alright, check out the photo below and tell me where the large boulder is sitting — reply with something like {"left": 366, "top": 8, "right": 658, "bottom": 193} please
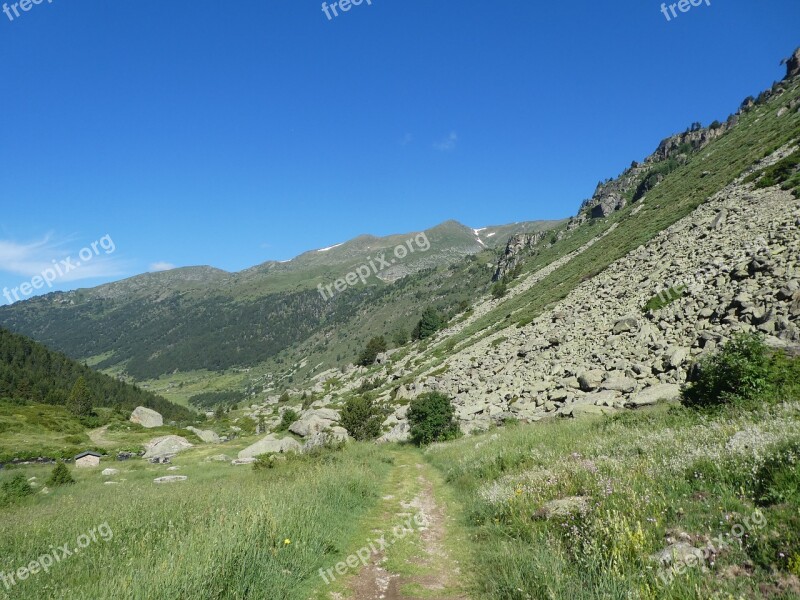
{"left": 238, "top": 435, "right": 301, "bottom": 459}
{"left": 186, "top": 426, "right": 221, "bottom": 444}
{"left": 302, "top": 430, "right": 349, "bottom": 453}
{"left": 130, "top": 406, "right": 163, "bottom": 428}
{"left": 143, "top": 435, "right": 194, "bottom": 459}
{"left": 288, "top": 413, "right": 335, "bottom": 437}
{"left": 577, "top": 370, "right": 604, "bottom": 392}
{"left": 625, "top": 384, "right": 681, "bottom": 408}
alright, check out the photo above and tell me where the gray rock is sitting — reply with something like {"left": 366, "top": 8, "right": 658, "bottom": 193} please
{"left": 238, "top": 435, "right": 302, "bottom": 459}
{"left": 578, "top": 370, "right": 604, "bottom": 391}
{"left": 289, "top": 414, "right": 334, "bottom": 437}
{"left": 186, "top": 426, "right": 221, "bottom": 444}
{"left": 143, "top": 435, "right": 194, "bottom": 459}
{"left": 625, "top": 384, "right": 681, "bottom": 407}
{"left": 205, "top": 454, "right": 232, "bottom": 462}
{"left": 153, "top": 476, "right": 188, "bottom": 484}
{"left": 650, "top": 543, "right": 705, "bottom": 568}
{"left": 600, "top": 376, "right": 636, "bottom": 393}
{"left": 130, "top": 406, "right": 163, "bottom": 428}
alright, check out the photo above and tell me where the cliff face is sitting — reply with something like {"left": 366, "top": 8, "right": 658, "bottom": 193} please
{"left": 493, "top": 231, "right": 548, "bottom": 281}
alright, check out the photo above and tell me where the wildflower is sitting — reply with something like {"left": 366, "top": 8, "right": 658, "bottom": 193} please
{"left": 284, "top": 539, "right": 291, "bottom": 545}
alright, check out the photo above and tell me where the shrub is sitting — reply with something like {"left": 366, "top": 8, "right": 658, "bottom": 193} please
{"left": 340, "top": 396, "right": 384, "bottom": 441}
{"left": 392, "top": 328, "right": 409, "bottom": 347}
{"left": 357, "top": 336, "right": 388, "bottom": 367}
{"left": 0, "top": 473, "right": 34, "bottom": 506}
{"left": 407, "top": 392, "right": 460, "bottom": 446}
{"left": 275, "top": 409, "right": 299, "bottom": 433}
{"left": 491, "top": 281, "right": 508, "bottom": 299}
{"left": 47, "top": 462, "right": 75, "bottom": 487}
{"left": 412, "top": 307, "right": 447, "bottom": 340}
{"left": 682, "top": 333, "right": 773, "bottom": 408}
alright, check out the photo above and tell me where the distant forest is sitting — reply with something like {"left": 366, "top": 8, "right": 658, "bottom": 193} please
{"left": 0, "top": 327, "right": 193, "bottom": 421}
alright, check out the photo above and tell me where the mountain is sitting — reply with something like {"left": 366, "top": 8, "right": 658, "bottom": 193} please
{"left": 0, "top": 219, "right": 563, "bottom": 400}
{"left": 2, "top": 51, "right": 799, "bottom": 411}
{"left": 290, "top": 49, "right": 800, "bottom": 438}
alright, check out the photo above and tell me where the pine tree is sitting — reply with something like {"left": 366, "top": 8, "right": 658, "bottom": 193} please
{"left": 66, "top": 377, "right": 93, "bottom": 417}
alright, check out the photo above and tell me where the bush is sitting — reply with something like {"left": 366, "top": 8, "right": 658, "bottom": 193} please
{"left": 47, "top": 462, "right": 75, "bottom": 487}
{"left": 407, "top": 392, "right": 460, "bottom": 446}
{"left": 340, "top": 396, "right": 384, "bottom": 441}
{"left": 682, "top": 333, "right": 773, "bottom": 408}
{"left": 412, "top": 307, "right": 447, "bottom": 341}
{"left": 357, "top": 336, "right": 387, "bottom": 367}
{"left": 275, "top": 409, "right": 299, "bottom": 433}
{"left": 0, "top": 473, "right": 34, "bottom": 506}
{"left": 491, "top": 281, "right": 508, "bottom": 299}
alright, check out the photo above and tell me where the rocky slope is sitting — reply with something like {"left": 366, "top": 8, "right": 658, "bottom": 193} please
{"left": 259, "top": 53, "right": 800, "bottom": 444}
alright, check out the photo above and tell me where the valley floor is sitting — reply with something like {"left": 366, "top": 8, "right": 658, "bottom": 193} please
{"left": 2, "top": 399, "right": 800, "bottom": 599}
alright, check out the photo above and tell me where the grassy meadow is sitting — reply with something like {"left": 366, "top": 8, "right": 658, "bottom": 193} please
{"left": 0, "top": 443, "right": 393, "bottom": 599}
{"left": 425, "top": 399, "right": 800, "bottom": 599}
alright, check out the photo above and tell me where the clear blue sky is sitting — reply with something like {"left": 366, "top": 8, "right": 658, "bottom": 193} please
{"left": 1, "top": 0, "right": 798, "bottom": 302}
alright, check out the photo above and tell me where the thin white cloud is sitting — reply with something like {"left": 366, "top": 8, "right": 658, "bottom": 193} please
{"left": 0, "top": 235, "right": 127, "bottom": 282}
{"left": 149, "top": 261, "right": 176, "bottom": 272}
{"left": 434, "top": 131, "right": 458, "bottom": 151}
{"left": 401, "top": 133, "right": 414, "bottom": 146}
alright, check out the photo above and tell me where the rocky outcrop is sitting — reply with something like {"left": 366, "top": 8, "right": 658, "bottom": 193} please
{"left": 287, "top": 408, "right": 340, "bottom": 437}
{"left": 349, "top": 145, "right": 800, "bottom": 434}
{"left": 130, "top": 406, "right": 163, "bottom": 428}
{"left": 785, "top": 47, "right": 800, "bottom": 80}
{"left": 493, "top": 232, "right": 547, "bottom": 281}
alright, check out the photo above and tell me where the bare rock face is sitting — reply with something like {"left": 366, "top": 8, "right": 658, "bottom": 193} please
{"left": 130, "top": 406, "right": 163, "bottom": 428}
{"left": 785, "top": 47, "right": 800, "bottom": 80}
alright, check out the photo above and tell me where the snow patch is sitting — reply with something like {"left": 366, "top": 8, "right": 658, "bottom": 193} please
{"left": 317, "top": 243, "right": 344, "bottom": 252}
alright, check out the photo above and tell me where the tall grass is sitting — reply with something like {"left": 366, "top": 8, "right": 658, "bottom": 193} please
{"left": 0, "top": 443, "right": 392, "bottom": 599}
{"left": 425, "top": 395, "right": 800, "bottom": 599}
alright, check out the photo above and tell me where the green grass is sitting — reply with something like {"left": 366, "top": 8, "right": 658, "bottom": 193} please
{"left": 643, "top": 285, "right": 687, "bottom": 312}
{"left": 0, "top": 402, "right": 95, "bottom": 463}
{"left": 0, "top": 442, "right": 392, "bottom": 599}
{"left": 424, "top": 397, "right": 800, "bottom": 599}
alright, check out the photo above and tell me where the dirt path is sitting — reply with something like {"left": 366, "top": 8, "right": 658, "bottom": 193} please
{"left": 336, "top": 450, "right": 469, "bottom": 600}
{"left": 88, "top": 425, "right": 113, "bottom": 449}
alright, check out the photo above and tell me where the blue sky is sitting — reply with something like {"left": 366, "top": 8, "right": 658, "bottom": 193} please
{"left": 1, "top": 0, "right": 798, "bottom": 302}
